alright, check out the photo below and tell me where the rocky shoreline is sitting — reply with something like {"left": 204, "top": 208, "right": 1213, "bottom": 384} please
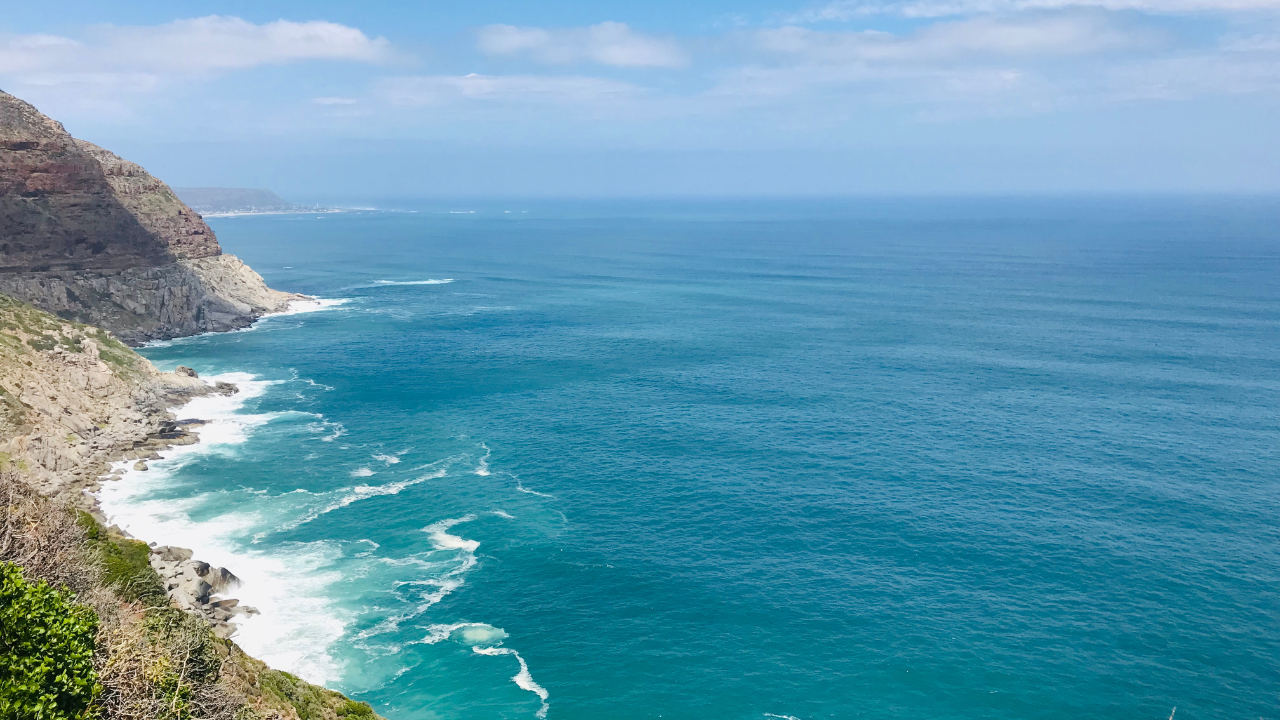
{"left": 79, "top": 369, "right": 258, "bottom": 640}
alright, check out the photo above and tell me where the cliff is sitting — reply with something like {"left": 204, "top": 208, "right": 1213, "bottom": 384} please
{"left": 0, "top": 294, "right": 376, "bottom": 720}
{"left": 0, "top": 90, "right": 305, "bottom": 345}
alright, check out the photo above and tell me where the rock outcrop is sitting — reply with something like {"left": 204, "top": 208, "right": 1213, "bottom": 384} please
{"left": 0, "top": 293, "right": 210, "bottom": 494}
{"left": 0, "top": 90, "right": 306, "bottom": 344}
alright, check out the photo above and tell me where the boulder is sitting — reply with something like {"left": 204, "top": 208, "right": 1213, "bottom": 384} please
{"left": 174, "top": 366, "right": 198, "bottom": 378}
{"left": 154, "top": 545, "right": 194, "bottom": 562}
{"left": 133, "top": 460, "right": 148, "bottom": 471}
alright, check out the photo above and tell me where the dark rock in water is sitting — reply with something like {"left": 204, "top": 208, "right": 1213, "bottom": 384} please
{"left": 214, "top": 382, "right": 239, "bottom": 395}
{"left": 175, "top": 366, "right": 198, "bottom": 378}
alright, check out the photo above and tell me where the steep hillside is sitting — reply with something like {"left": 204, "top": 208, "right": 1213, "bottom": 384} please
{"left": 0, "top": 295, "right": 381, "bottom": 720}
{"left": 0, "top": 90, "right": 306, "bottom": 344}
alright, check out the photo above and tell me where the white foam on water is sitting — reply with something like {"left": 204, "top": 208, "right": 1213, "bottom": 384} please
{"left": 351, "top": 467, "right": 375, "bottom": 477}
{"left": 764, "top": 715, "right": 802, "bottom": 720}
{"left": 491, "top": 510, "right": 516, "bottom": 520}
{"left": 270, "top": 298, "right": 352, "bottom": 316}
{"left": 475, "top": 443, "right": 492, "bottom": 476}
{"left": 426, "top": 515, "right": 481, "bottom": 553}
{"left": 419, "top": 623, "right": 548, "bottom": 718}
{"left": 140, "top": 299, "right": 350, "bottom": 349}
{"left": 349, "top": 514, "right": 485, "bottom": 645}
{"left": 277, "top": 467, "right": 451, "bottom": 535}
{"left": 96, "top": 372, "right": 351, "bottom": 684}
{"left": 472, "top": 647, "right": 550, "bottom": 719}
{"left": 515, "top": 479, "right": 553, "bottom": 498}
{"left": 374, "top": 279, "right": 455, "bottom": 286}
{"left": 372, "top": 454, "right": 401, "bottom": 465}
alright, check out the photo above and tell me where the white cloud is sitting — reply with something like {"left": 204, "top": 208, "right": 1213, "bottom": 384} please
{"left": 790, "top": 0, "right": 1280, "bottom": 21}
{"left": 757, "top": 14, "right": 1141, "bottom": 62}
{"left": 0, "top": 16, "right": 391, "bottom": 90}
{"left": 377, "top": 73, "right": 643, "bottom": 105}
{"left": 477, "top": 22, "right": 688, "bottom": 68}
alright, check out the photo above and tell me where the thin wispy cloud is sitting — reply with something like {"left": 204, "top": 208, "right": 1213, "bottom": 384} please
{"left": 477, "top": 22, "right": 688, "bottom": 68}
{"left": 788, "top": 0, "right": 1280, "bottom": 21}
{"left": 377, "top": 73, "right": 643, "bottom": 105}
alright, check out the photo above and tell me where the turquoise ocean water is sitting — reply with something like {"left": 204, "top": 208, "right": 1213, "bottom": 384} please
{"left": 98, "top": 198, "right": 1278, "bottom": 719}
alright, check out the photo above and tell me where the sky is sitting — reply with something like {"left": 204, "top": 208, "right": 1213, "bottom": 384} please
{"left": 2, "top": 0, "right": 1279, "bottom": 197}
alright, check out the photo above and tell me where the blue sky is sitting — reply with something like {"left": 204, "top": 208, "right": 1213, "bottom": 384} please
{"left": 3, "top": 0, "right": 1279, "bottom": 197}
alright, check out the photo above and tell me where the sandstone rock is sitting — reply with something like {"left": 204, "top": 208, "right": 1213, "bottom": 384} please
{"left": 133, "top": 460, "right": 148, "bottom": 471}
{"left": 205, "top": 566, "right": 241, "bottom": 592}
{"left": 0, "top": 91, "right": 309, "bottom": 344}
{"left": 154, "top": 545, "right": 194, "bottom": 562}
{"left": 174, "top": 366, "right": 198, "bottom": 378}
{"left": 177, "top": 575, "right": 213, "bottom": 605}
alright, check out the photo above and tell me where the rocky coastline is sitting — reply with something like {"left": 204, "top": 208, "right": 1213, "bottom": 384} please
{"left": 0, "top": 293, "right": 294, "bottom": 641}
{"left": 1, "top": 86, "right": 377, "bottom": 719}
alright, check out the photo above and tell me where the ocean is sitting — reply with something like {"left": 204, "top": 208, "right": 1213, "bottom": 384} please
{"left": 96, "top": 197, "right": 1279, "bottom": 720}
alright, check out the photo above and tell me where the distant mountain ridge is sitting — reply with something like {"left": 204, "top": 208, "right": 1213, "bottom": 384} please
{"left": 175, "top": 187, "right": 327, "bottom": 215}
{"left": 0, "top": 90, "right": 305, "bottom": 343}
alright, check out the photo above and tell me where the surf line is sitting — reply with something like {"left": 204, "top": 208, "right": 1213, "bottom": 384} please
{"left": 423, "top": 622, "right": 549, "bottom": 719}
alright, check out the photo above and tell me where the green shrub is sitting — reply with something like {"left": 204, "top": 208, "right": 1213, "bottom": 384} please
{"left": 75, "top": 514, "right": 166, "bottom": 605}
{"left": 337, "top": 699, "right": 375, "bottom": 719}
{"left": 0, "top": 563, "right": 99, "bottom": 720}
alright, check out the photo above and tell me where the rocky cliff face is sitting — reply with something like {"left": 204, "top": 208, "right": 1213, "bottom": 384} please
{"left": 0, "top": 293, "right": 208, "bottom": 494}
{"left": 0, "top": 90, "right": 304, "bottom": 343}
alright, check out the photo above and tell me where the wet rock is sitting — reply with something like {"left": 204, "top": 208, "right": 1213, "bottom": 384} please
{"left": 133, "top": 460, "right": 148, "bottom": 471}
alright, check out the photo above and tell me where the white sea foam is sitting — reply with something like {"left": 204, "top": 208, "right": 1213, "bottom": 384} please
{"left": 351, "top": 467, "right": 375, "bottom": 477}
{"left": 515, "top": 479, "right": 553, "bottom": 498}
{"left": 491, "top": 510, "right": 515, "bottom": 520}
{"left": 96, "top": 372, "right": 350, "bottom": 684}
{"left": 426, "top": 515, "right": 481, "bottom": 553}
{"left": 372, "top": 454, "right": 401, "bottom": 465}
{"left": 764, "top": 715, "right": 802, "bottom": 720}
{"left": 374, "top": 279, "right": 455, "bottom": 286}
{"left": 139, "top": 298, "right": 350, "bottom": 348}
{"left": 420, "top": 623, "right": 548, "bottom": 718}
{"left": 473, "top": 647, "right": 550, "bottom": 718}
{"left": 270, "top": 297, "right": 352, "bottom": 316}
{"left": 350, "top": 514, "right": 485, "bottom": 645}
{"left": 475, "top": 443, "right": 491, "bottom": 476}
{"left": 278, "top": 467, "right": 451, "bottom": 535}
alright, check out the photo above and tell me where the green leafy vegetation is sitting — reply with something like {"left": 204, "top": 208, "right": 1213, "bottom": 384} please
{"left": 76, "top": 513, "right": 166, "bottom": 605}
{"left": 259, "top": 671, "right": 373, "bottom": 720}
{"left": 0, "top": 563, "right": 100, "bottom": 720}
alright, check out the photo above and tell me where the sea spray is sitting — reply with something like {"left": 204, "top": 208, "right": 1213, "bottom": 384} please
{"left": 95, "top": 372, "right": 351, "bottom": 683}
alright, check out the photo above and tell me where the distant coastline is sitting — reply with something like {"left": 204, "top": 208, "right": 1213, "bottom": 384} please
{"left": 200, "top": 207, "right": 348, "bottom": 218}
{"left": 174, "top": 186, "right": 337, "bottom": 217}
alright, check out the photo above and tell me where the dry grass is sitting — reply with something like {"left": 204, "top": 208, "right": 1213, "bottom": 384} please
{"left": 0, "top": 470, "right": 247, "bottom": 720}
{"left": 0, "top": 469, "right": 100, "bottom": 597}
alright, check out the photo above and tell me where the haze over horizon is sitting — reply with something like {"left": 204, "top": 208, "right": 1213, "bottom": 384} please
{"left": 3, "top": 0, "right": 1279, "bottom": 198}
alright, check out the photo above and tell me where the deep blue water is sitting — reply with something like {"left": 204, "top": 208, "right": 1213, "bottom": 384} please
{"left": 103, "top": 198, "right": 1279, "bottom": 719}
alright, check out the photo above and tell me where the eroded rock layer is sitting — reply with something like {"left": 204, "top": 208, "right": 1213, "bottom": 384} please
{"left": 0, "top": 90, "right": 303, "bottom": 343}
